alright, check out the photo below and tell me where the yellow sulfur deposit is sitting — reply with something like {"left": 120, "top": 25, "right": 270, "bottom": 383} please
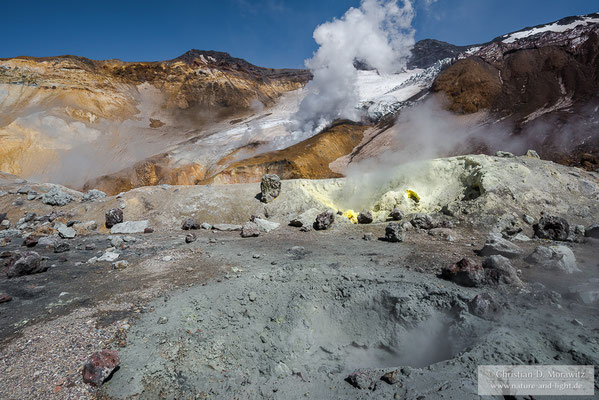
{"left": 343, "top": 209, "right": 358, "bottom": 224}
{"left": 406, "top": 189, "right": 420, "bottom": 203}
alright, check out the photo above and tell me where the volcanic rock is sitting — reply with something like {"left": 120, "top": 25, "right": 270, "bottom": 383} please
{"left": 144, "top": 227, "right": 154, "bottom": 233}
{"left": 241, "top": 222, "right": 260, "bottom": 238}
{"left": 468, "top": 293, "right": 501, "bottom": 320}
{"left": 289, "top": 208, "right": 320, "bottom": 227}
{"left": 212, "top": 224, "right": 242, "bottom": 231}
{"left": 526, "top": 149, "right": 540, "bottom": 159}
{"left": 0, "top": 293, "right": 11, "bottom": 303}
{"left": 253, "top": 218, "right": 280, "bottom": 233}
{"left": 82, "top": 350, "right": 120, "bottom": 387}
{"left": 181, "top": 218, "right": 199, "bottom": 230}
{"left": 110, "top": 221, "right": 149, "bottom": 234}
{"left": 478, "top": 233, "right": 524, "bottom": 259}
{"left": 385, "top": 223, "right": 405, "bottom": 243}
{"left": 533, "top": 215, "right": 570, "bottom": 241}
{"left": 185, "top": 233, "right": 197, "bottom": 243}
{"left": 55, "top": 223, "right": 76, "bottom": 239}
{"left": 82, "top": 189, "right": 107, "bottom": 202}
{"left": 441, "top": 258, "right": 484, "bottom": 287}
{"left": 314, "top": 211, "right": 335, "bottom": 230}
{"left": 363, "top": 232, "right": 375, "bottom": 241}
{"left": 482, "top": 255, "right": 523, "bottom": 286}
{"left": 105, "top": 208, "right": 123, "bottom": 229}
{"left": 525, "top": 245, "right": 580, "bottom": 273}
{"left": 6, "top": 252, "right": 46, "bottom": 278}
{"left": 200, "top": 223, "right": 212, "bottom": 230}
{"left": 585, "top": 224, "right": 599, "bottom": 238}
{"left": 41, "top": 187, "right": 75, "bottom": 206}
{"left": 54, "top": 242, "right": 70, "bottom": 253}
{"left": 22, "top": 236, "right": 39, "bottom": 248}
{"left": 345, "top": 370, "right": 377, "bottom": 390}
{"left": 410, "top": 213, "right": 436, "bottom": 230}
{"left": 380, "top": 370, "right": 400, "bottom": 385}
{"left": 389, "top": 208, "right": 404, "bottom": 221}
{"left": 98, "top": 252, "right": 120, "bottom": 262}
{"left": 357, "top": 210, "right": 373, "bottom": 224}
{"left": 260, "top": 174, "right": 281, "bottom": 203}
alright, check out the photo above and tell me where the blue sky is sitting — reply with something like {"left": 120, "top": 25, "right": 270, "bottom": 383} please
{"left": 1, "top": 0, "right": 596, "bottom": 68}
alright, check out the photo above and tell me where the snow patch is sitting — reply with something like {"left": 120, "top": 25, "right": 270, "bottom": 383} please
{"left": 503, "top": 15, "right": 599, "bottom": 44}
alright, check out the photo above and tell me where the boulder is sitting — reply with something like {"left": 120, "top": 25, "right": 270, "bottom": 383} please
{"left": 585, "top": 224, "right": 599, "bottom": 239}
{"left": 253, "top": 218, "right": 280, "bottom": 233}
{"left": 55, "top": 223, "right": 76, "bottom": 239}
{"left": 410, "top": 213, "right": 436, "bottom": 230}
{"left": 357, "top": 210, "right": 373, "bottom": 224}
{"left": 385, "top": 223, "right": 405, "bottom": 243}
{"left": 314, "top": 211, "right": 335, "bottom": 230}
{"left": 533, "top": 215, "right": 569, "bottom": 241}
{"left": 41, "top": 187, "right": 75, "bottom": 206}
{"left": 7, "top": 252, "right": 47, "bottom": 278}
{"left": 478, "top": 233, "right": 524, "bottom": 259}
{"left": 241, "top": 222, "right": 260, "bottom": 238}
{"left": 105, "top": 208, "right": 123, "bottom": 229}
{"left": 212, "top": 224, "right": 242, "bottom": 231}
{"left": 82, "top": 189, "right": 107, "bottom": 202}
{"left": 440, "top": 258, "right": 484, "bottom": 287}
{"left": 181, "top": 218, "right": 199, "bottom": 230}
{"left": 525, "top": 245, "right": 580, "bottom": 273}
{"left": 260, "top": 174, "right": 281, "bottom": 203}
{"left": 82, "top": 350, "right": 120, "bottom": 387}
{"left": 110, "top": 221, "right": 149, "bottom": 234}
{"left": 389, "top": 208, "right": 404, "bottom": 221}
{"left": 289, "top": 208, "right": 320, "bottom": 227}
{"left": 482, "top": 255, "right": 523, "bottom": 286}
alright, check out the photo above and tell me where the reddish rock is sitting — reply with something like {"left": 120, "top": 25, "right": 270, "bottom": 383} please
{"left": 440, "top": 258, "right": 484, "bottom": 287}
{"left": 22, "top": 236, "right": 39, "bottom": 248}
{"left": 143, "top": 227, "right": 154, "bottom": 234}
{"left": 82, "top": 349, "right": 120, "bottom": 387}
{"left": 0, "top": 293, "right": 12, "bottom": 303}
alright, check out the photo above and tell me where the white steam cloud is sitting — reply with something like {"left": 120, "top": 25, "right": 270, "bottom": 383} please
{"left": 292, "top": 0, "right": 416, "bottom": 135}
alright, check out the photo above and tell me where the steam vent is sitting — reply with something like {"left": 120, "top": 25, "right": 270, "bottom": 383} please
{"left": 1, "top": 2, "right": 598, "bottom": 399}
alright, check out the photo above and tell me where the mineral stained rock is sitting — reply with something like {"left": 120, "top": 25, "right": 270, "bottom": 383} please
{"left": 82, "top": 350, "right": 120, "bottom": 387}
{"left": 314, "top": 210, "right": 335, "bottom": 230}
{"left": 105, "top": 208, "right": 123, "bottom": 229}
{"left": 260, "top": 174, "right": 281, "bottom": 203}
{"left": 533, "top": 215, "right": 570, "bottom": 241}
{"left": 357, "top": 210, "right": 373, "bottom": 224}
{"left": 241, "top": 222, "right": 260, "bottom": 238}
{"left": 441, "top": 258, "right": 484, "bottom": 287}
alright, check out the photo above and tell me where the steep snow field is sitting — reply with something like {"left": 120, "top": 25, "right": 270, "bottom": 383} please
{"left": 502, "top": 14, "right": 599, "bottom": 43}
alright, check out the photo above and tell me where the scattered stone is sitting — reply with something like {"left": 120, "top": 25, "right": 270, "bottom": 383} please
{"left": 82, "top": 350, "right": 120, "bottom": 387}
{"left": 389, "top": 208, "right": 404, "bottom": 221}
{"left": 441, "top": 258, "right": 484, "bottom": 287}
{"left": 428, "top": 228, "right": 457, "bottom": 241}
{"left": 157, "top": 316, "right": 168, "bottom": 324}
{"left": 55, "top": 223, "right": 76, "bottom": 239}
{"left": 525, "top": 245, "right": 580, "bottom": 273}
{"left": 122, "top": 236, "right": 136, "bottom": 243}
{"left": 0, "top": 293, "right": 12, "bottom": 303}
{"left": 110, "top": 221, "right": 149, "bottom": 234}
{"left": 98, "top": 252, "right": 120, "bottom": 262}
{"left": 380, "top": 370, "right": 400, "bottom": 385}
{"left": 200, "top": 223, "right": 212, "bottom": 230}
{"left": 54, "top": 242, "right": 70, "bottom": 253}
{"left": 241, "top": 222, "right": 260, "bottom": 238}
{"left": 346, "top": 370, "right": 377, "bottom": 390}
{"left": 252, "top": 254, "right": 261, "bottom": 259}
{"left": 585, "top": 224, "right": 599, "bottom": 239}
{"left": 182, "top": 218, "right": 199, "bottom": 230}
{"left": 410, "top": 213, "right": 436, "bottom": 230}
{"left": 185, "top": 233, "right": 197, "bottom": 243}
{"left": 85, "top": 243, "right": 96, "bottom": 250}
{"left": 113, "top": 260, "right": 129, "bottom": 270}
{"left": 248, "top": 292, "right": 257, "bottom": 302}
{"left": 571, "top": 319, "right": 583, "bottom": 327}
{"left": 385, "top": 223, "right": 405, "bottom": 242}
{"left": 42, "top": 187, "right": 75, "bottom": 206}
{"left": 525, "top": 149, "right": 540, "bottom": 159}
{"left": 357, "top": 210, "right": 373, "bottom": 224}
{"left": 482, "top": 255, "right": 523, "bottom": 286}
{"left": 260, "top": 174, "right": 281, "bottom": 203}
{"left": 478, "top": 233, "right": 523, "bottom": 259}
{"left": 512, "top": 233, "right": 531, "bottom": 242}
{"left": 468, "top": 293, "right": 501, "bottom": 320}
{"left": 105, "top": 208, "right": 124, "bottom": 229}
{"left": 314, "top": 211, "right": 335, "bottom": 230}
{"left": 253, "top": 218, "right": 280, "bottom": 233}
{"left": 212, "top": 224, "right": 242, "bottom": 232}
{"left": 363, "top": 233, "right": 375, "bottom": 241}
{"left": 110, "top": 237, "right": 124, "bottom": 248}
{"left": 496, "top": 151, "right": 514, "bottom": 157}
{"left": 17, "top": 186, "right": 32, "bottom": 195}
{"left": 26, "top": 194, "right": 37, "bottom": 201}
{"left": 73, "top": 221, "right": 98, "bottom": 231}
{"left": 22, "top": 236, "right": 39, "bottom": 247}
{"left": 7, "top": 252, "right": 47, "bottom": 278}
{"left": 533, "top": 215, "right": 569, "bottom": 241}
{"left": 82, "top": 189, "right": 107, "bottom": 202}
{"left": 143, "top": 227, "right": 154, "bottom": 234}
